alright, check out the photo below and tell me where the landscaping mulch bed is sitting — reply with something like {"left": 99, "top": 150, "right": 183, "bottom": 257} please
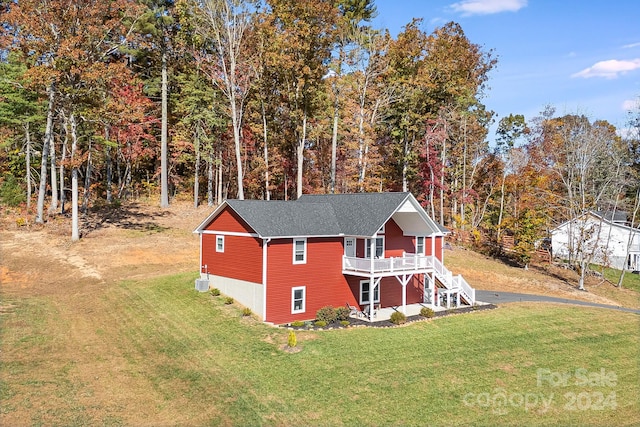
{"left": 282, "top": 303, "right": 498, "bottom": 330}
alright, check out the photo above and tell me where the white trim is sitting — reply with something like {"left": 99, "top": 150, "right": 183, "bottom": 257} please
{"left": 365, "top": 236, "right": 385, "bottom": 259}
{"left": 201, "top": 230, "right": 259, "bottom": 238}
{"left": 291, "top": 286, "right": 306, "bottom": 313}
{"left": 262, "top": 238, "right": 269, "bottom": 321}
{"left": 359, "top": 279, "right": 380, "bottom": 304}
{"left": 216, "top": 235, "right": 225, "bottom": 252}
{"left": 293, "top": 238, "right": 307, "bottom": 264}
{"left": 416, "top": 236, "right": 426, "bottom": 255}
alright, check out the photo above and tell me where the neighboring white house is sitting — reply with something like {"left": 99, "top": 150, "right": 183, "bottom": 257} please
{"left": 551, "top": 211, "right": 640, "bottom": 271}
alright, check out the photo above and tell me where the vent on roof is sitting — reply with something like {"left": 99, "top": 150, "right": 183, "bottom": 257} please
{"left": 195, "top": 279, "right": 209, "bottom": 292}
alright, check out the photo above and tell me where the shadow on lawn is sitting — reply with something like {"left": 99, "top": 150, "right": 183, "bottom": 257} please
{"left": 79, "top": 202, "right": 172, "bottom": 236}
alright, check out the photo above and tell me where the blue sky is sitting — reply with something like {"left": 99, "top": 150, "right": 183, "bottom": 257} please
{"left": 372, "top": 0, "right": 640, "bottom": 141}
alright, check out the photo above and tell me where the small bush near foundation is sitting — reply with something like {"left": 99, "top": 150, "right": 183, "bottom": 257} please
{"left": 291, "top": 320, "right": 305, "bottom": 327}
{"left": 224, "top": 297, "right": 234, "bottom": 305}
{"left": 314, "top": 320, "right": 327, "bottom": 328}
{"left": 210, "top": 288, "right": 221, "bottom": 296}
{"left": 390, "top": 311, "right": 407, "bottom": 325}
{"left": 420, "top": 307, "right": 435, "bottom": 318}
{"left": 340, "top": 320, "right": 350, "bottom": 327}
{"left": 335, "top": 306, "right": 350, "bottom": 321}
{"left": 316, "top": 306, "right": 337, "bottom": 323}
{"left": 242, "top": 308, "right": 252, "bottom": 317}
{"left": 287, "top": 331, "right": 297, "bottom": 348}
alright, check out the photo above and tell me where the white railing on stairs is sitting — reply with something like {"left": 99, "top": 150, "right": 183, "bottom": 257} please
{"left": 342, "top": 253, "right": 476, "bottom": 305}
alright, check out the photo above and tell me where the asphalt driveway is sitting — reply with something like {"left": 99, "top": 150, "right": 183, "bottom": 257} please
{"left": 476, "top": 290, "right": 640, "bottom": 314}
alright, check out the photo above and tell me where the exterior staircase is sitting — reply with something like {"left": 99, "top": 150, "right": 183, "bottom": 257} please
{"left": 430, "top": 256, "right": 475, "bottom": 305}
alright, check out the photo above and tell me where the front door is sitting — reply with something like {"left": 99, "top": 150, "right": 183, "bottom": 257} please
{"left": 344, "top": 237, "right": 355, "bottom": 257}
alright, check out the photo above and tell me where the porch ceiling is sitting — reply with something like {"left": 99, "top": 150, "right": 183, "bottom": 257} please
{"left": 392, "top": 212, "right": 437, "bottom": 236}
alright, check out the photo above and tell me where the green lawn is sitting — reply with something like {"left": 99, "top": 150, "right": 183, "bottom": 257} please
{"left": 597, "top": 266, "right": 640, "bottom": 293}
{"left": 1, "top": 273, "right": 639, "bottom": 426}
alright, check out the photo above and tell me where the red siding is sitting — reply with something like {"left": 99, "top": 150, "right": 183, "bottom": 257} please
{"left": 435, "top": 236, "right": 443, "bottom": 262}
{"left": 384, "top": 218, "right": 414, "bottom": 257}
{"left": 346, "top": 275, "right": 424, "bottom": 308}
{"left": 265, "top": 237, "right": 355, "bottom": 324}
{"left": 201, "top": 206, "right": 262, "bottom": 284}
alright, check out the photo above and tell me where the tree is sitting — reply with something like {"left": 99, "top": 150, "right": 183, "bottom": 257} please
{"left": 494, "top": 114, "right": 528, "bottom": 243}
{"left": 263, "top": 0, "right": 338, "bottom": 199}
{"left": 529, "top": 109, "right": 626, "bottom": 289}
{"left": 0, "top": 52, "right": 44, "bottom": 210}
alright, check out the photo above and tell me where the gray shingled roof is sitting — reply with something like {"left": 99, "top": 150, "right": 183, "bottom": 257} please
{"left": 297, "top": 192, "right": 410, "bottom": 236}
{"left": 197, "top": 192, "right": 444, "bottom": 238}
{"left": 225, "top": 199, "right": 342, "bottom": 237}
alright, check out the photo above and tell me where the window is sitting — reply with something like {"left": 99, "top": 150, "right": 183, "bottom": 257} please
{"left": 216, "top": 235, "right": 225, "bottom": 253}
{"left": 416, "top": 236, "right": 425, "bottom": 255}
{"left": 365, "top": 237, "right": 384, "bottom": 258}
{"left": 359, "top": 280, "right": 379, "bottom": 304}
{"left": 292, "top": 286, "right": 306, "bottom": 313}
{"left": 293, "top": 238, "right": 307, "bottom": 264}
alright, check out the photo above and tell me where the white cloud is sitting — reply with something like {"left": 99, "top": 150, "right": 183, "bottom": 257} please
{"left": 571, "top": 59, "right": 640, "bottom": 79}
{"left": 622, "top": 42, "right": 640, "bottom": 49}
{"left": 450, "top": 0, "right": 527, "bottom": 16}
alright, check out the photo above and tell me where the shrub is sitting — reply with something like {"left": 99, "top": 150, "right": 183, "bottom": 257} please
{"left": 287, "top": 331, "right": 297, "bottom": 348}
{"left": 340, "top": 320, "right": 350, "bottom": 327}
{"left": 242, "top": 307, "right": 252, "bottom": 317}
{"left": 0, "top": 174, "right": 25, "bottom": 207}
{"left": 315, "top": 306, "right": 337, "bottom": 323}
{"left": 335, "top": 306, "right": 350, "bottom": 321}
{"left": 390, "top": 311, "right": 406, "bottom": 325}
{"left": 420, "top": 307, "right": 435, "bottom": 318}
{"left": 224, "top": 297, "right": 234, "bottom": 305}
{"left": 210, "top": 288, "right": 221, "bottom": 296}
{"left": 314, "top": 320, "right": 327, "bottom": 328}
{"left": 291, "top": 320, "right": 305, "bottom": 327}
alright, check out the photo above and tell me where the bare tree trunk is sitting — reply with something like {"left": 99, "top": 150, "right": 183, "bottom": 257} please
{"left": 261, "top": 102, "right": 270, "bottom": 200}
{"left": 330, "top": 95, "right": 339, "bottom": 194}
{"left": 216, "top": 150, "right": 223, "bottom": 205}
{"left": 49, "top": 126, "right": 58, "bottom": 214}
{"left": 59, "top": 139, "right": 66, "bottom": 214}
{"left": 296, "top": 113, "right": 308, "bottom": 199}
{"left": 207, "top": 149, "right": 214, "bottom": 206}
{"left": 193, "top": 129, "right": 200, "bottom": 208}
{"left": 160, "top": 51, "right": 169, "bottom": 208}
{"left": 24, "top": 122, "right": 32, "bottom": 210}
{"left": 82, "top": 139, "right": 92, "bottom": 214}
{"left": 105, "top": 125, "right": 112, "bottom": 203}
{"left": 70, "top": 113, "right": 80, "bottom": 241}
{"left": 36, "top": 84, "right": 55, "bottom": 224}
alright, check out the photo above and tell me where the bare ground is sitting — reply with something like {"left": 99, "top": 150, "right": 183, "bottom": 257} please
{"left": 1, "top": 201, "right": 638, "bottom": 425}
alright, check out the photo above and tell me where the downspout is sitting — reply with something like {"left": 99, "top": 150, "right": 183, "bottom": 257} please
{"left": 262, "top": 238, "right": 270, "bottom": 322}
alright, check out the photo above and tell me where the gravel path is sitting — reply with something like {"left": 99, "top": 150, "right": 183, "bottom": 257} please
{"left": 476, "top": 290, "right": 640, "bottom": 314}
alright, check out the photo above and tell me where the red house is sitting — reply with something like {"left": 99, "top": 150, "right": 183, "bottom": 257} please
{"left": 194, "top": 192, "right": 475, "bottom": 325}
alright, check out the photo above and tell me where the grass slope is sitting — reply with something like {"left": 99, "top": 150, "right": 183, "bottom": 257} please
{"left": 1, "top": 273, "right": 639, "bottom": 426}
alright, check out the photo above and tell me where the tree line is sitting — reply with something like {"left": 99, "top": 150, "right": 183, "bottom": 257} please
{"left": 1, "top": 0, "right": 639, "bottom": 272}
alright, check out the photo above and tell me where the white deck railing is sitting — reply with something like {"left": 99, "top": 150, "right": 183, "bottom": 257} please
{"left": 342, "top": 253, "right": 476, "bottom": 305}
{"left": 342, "top": 254, "right": 436, "bottom": 274}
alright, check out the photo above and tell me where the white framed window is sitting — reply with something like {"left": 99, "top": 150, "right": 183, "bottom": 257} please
{"left": 293, "top": 238, "right": 307, "bottom": 264}
{"left": 292, "top": 286, "right": 306, "bottom": 313}
{"left": 216, "top": 235, "right": 225, "bottom": 252}
{"left": 359, "top": 280, "right": 379, "bottom": 305}
{"left": 365, "top": 237, "right": 384, "bottom": 259}
{"left": 416, "top": 236, "right": 425, "bottom": 255}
